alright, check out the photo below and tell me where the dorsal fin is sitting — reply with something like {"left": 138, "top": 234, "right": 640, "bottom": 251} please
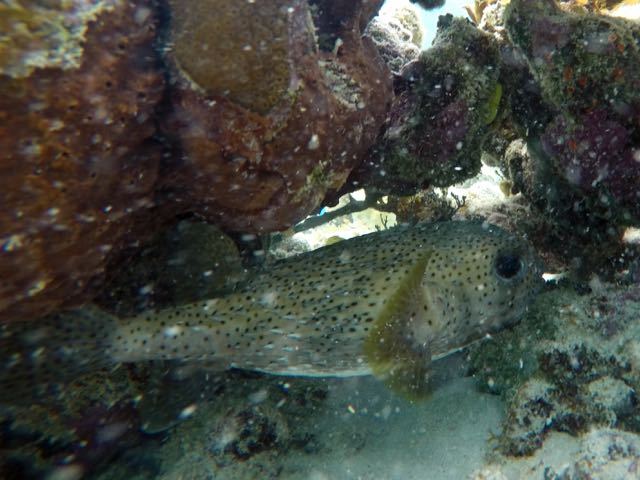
{"left": 363, "top": 252, "right": 434, "bottom": 401}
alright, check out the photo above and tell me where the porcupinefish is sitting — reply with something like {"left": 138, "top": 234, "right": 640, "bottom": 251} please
{"left": 0, "top": 221, "right": 543, "bottom": 399}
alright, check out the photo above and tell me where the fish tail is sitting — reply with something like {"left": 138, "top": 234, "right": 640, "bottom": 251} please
{"left": 0, "top": 306, "right": 117, "bottom": 402}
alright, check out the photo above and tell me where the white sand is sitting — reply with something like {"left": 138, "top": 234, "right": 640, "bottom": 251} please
{"left": 282, "top": 374, "right": 504, "bottom": 480}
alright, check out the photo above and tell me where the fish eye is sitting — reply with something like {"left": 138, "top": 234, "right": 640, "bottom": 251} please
{"left": 494, "top": 253, "right": 523, "bottom": 280}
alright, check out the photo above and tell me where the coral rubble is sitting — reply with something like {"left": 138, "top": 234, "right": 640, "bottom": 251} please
{"left": 366, "top": 4, "right": 423, "bottom": 73}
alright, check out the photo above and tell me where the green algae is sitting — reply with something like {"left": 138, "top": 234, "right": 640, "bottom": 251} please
{"left": 483, "top": 82, "right": 503, "bottom": 125}
{"left": 468, "top": 287, "right": 561, "bottom": 398}
{"left": 377, "top": 16, "right": 502, "bottom": 190}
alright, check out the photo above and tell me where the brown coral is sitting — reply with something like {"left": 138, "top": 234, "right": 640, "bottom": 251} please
{"left": 161, "top": 0, "right": 392, "bottom": 232}
{"left": 0, "top": 0, "right": 393, "bottom": 322}
{"left": 0, "top": 1, "right": 164, "bottom": 321}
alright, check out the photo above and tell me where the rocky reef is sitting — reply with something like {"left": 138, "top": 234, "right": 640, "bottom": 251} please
{"left": 469, "top": 281, "right": 640, "bottom": 460}
{"left": 0, "top": 0, "right": 164, "bottom": 322}
{"left": 0, "top": 0, "right": 393, "bottom": 322}
{"left": 161, "top": 0, "right": 392, "bottom": 234}
{"left": 8, "top": 0, "right": 637, "bottom": 322}
{"left": 350, "top": 14, "right": 502, "bottom": 195}
{"left": 2, "top": 1, "right": 640, "bottom": 477}
{"left": 499, "top": 0, "right": 640, "bottom": 275}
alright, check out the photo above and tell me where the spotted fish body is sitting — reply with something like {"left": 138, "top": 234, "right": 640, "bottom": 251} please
{"left": 1, "top": 221, "right": 542, "bottom": 398}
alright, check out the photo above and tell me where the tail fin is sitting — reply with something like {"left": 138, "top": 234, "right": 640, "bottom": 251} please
{"left": 0, "top": 306, "right": 118, "bottom": 403}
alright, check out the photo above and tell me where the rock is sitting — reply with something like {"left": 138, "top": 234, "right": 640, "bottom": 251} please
{"left": 555, "top": 428, "right": 640, "bottom": 480}
{"left": 161, "top": 0, "right": 392, "bottom": 233}
{"left": 500, "top": 0, "right": 640, "bottom": 276}
{"left": 540, "top": 110, "right": 640, "bottom": 222}
{"left": 505, "top": 0, "right": 640, "bottom": 116}
{"left": 504, "top": 0, "right": 640, "bottom": 224}
{"left": 0, "top": 0, "right": 164, "bottom": 322}
{"left": 208, "top": 405, "right": 290, "bottom": 461}
{"left": 96, "top": 221, "right": 244, "bottom": 316}
{"left": 350, "top": 15, "right": 501, "bottom": 195}
{"left": 500, "top": 379, "right": 561, "bottom": 456}
{"left": 586, "top": 376, "right": 636, "bottom": 418}
{"left": 0, "top": 0, "right": 393, "bottom": 321}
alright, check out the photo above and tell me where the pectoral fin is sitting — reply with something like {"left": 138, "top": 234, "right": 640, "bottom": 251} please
{"left": 363, "top": 253, "right": 434, "bottom": 401}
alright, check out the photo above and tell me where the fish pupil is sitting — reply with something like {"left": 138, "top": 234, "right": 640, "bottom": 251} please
{"left": 495, "top": 254, "right": 522, "bottom": 279}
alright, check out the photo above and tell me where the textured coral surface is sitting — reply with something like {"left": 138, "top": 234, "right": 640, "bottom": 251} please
{"left": 0, "top": 1, "right": 164, "bottom": 321}
{"left": 350, "top": 15, "right": 501, "bottom": 195}
{"left": 162, "top": 0, "right": 392, "bottom": 232}
{"left": 499, "top": 0, "right": 640, "bottom": 276}
{"left": 0, "top": 0, "right": 392, "bottom": 321}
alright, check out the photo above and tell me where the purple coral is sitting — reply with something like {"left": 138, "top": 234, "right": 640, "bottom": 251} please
{"left": 541, "top": 110, "right": 640, "bottom": 216}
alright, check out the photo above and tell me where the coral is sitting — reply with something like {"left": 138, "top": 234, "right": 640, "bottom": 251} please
{"left": 505, "top": 137, "right": 633, "bottom": 277}
{"left": 0, "top": 0, "right": 164, "bottom": 322}
{"left": 366, "top": 5, "right": 423, "bottom": 73}
{"left": 465, "top": 0, "right": 496, "bottom": 26}
{"left": 0, "top": 0, "right": 393, "bottom": 321}
{"left": 350, "top": 15, "right": 501, "bottom": 195}
{"left": 167, "top": 0, "right": 290, "bottom": 115}
{"left": 504, "top": 0, "right": 640, "bottom": 218}
{"left": 471, "top": 283, "right": 640, "bottom": 457}
{"left": 505, "top": 0, "right": 640, "bottom": 115}
{"left": 553, "top": 428, "right": 640, "bottom": 479}
{"left": 385, "top": 189, "right": 465, "bottom": 225}
{"left": 540, "top": 110, "right": 640, "bottom": 221}
{"left": 161, "top": 0, "right": 392, "bottom": 233}
{"left": 497, "top": 0, "right": 640, "bottom": 277}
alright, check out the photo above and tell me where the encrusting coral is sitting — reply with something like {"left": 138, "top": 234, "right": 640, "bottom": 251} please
{"left": 161, "top": 0, "right": 392, "bottom": 233}
{"left": 0, "top": 0, "right": 393, "bottom": 321}
{"left": 0, "top": 0, "right": 164, "bottom": 321}
{"left": 349, "top": 15, "right": 502, "bottom": 196}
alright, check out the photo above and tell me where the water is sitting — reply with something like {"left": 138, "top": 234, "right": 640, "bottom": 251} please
{"left": 1, "top": 1, "right": 640, "bottom": 479}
